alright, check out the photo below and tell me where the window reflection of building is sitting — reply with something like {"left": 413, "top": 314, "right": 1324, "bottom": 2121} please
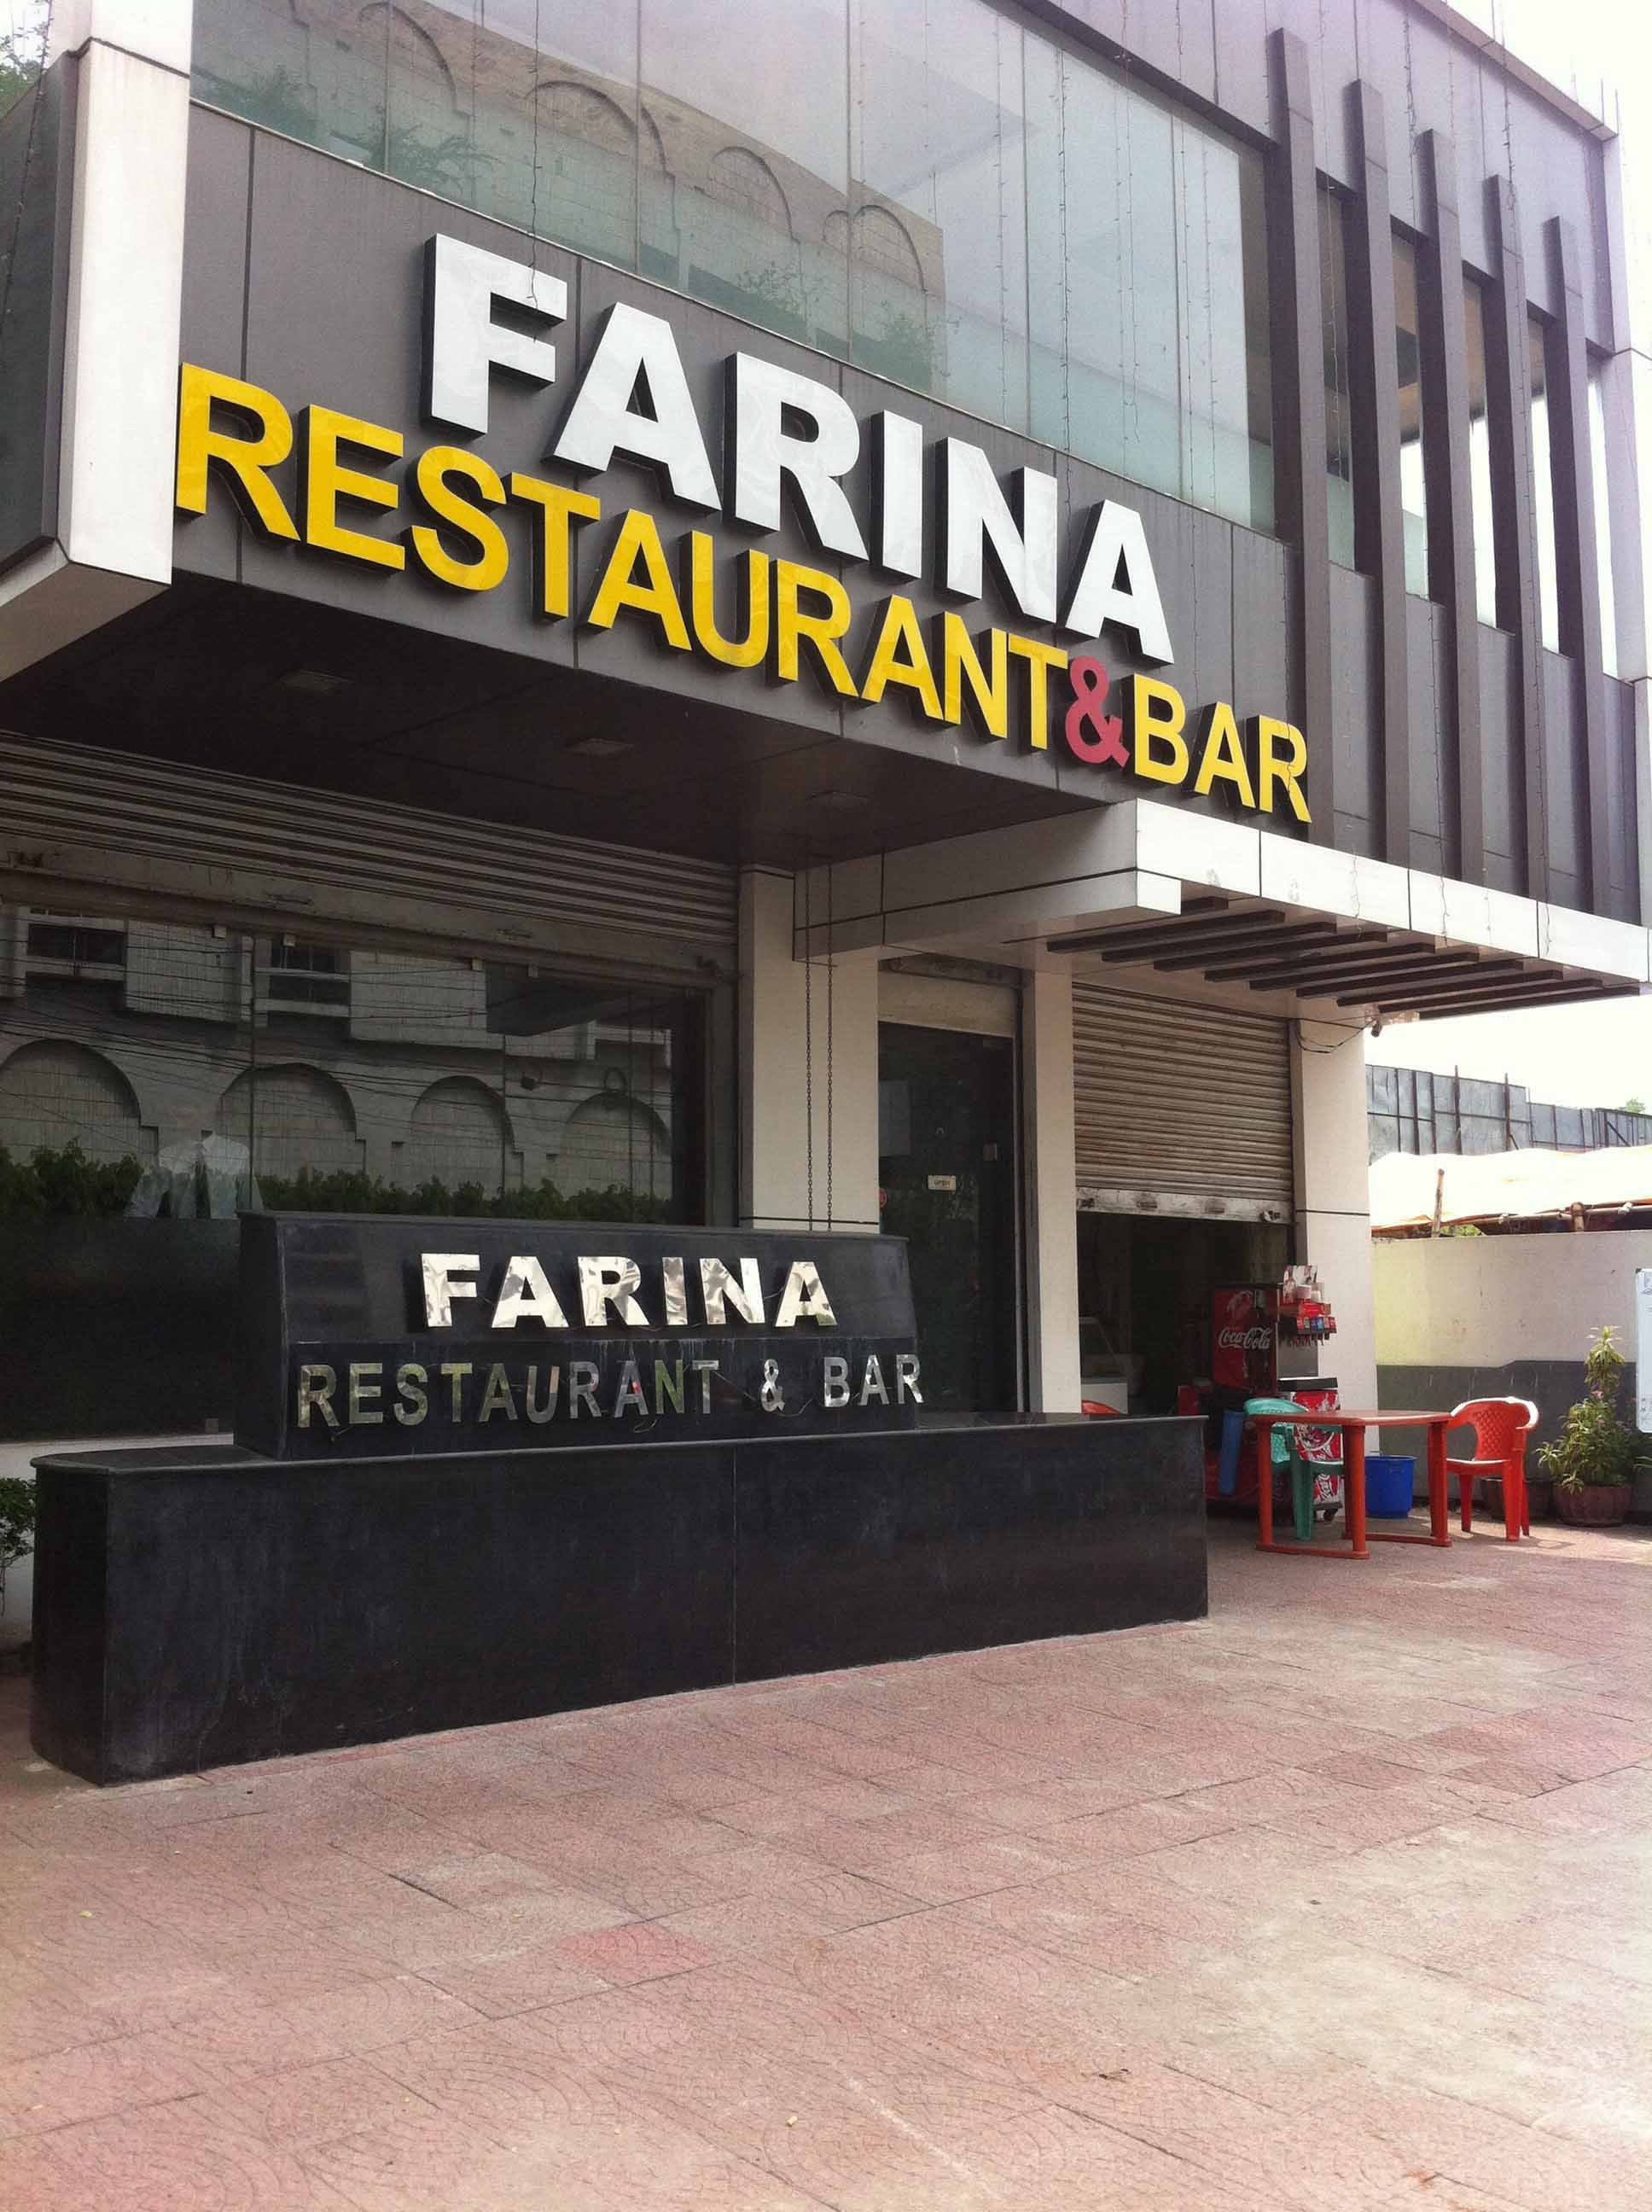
{"left": 1393, "top": 233, "right": 1431, "bottom": 599}
{"left": 1463, "top": 278, "right": 1498, "bottom": 627}
{"left": 192, "top": 0, "right": 1272, "bottom": 533}
{"left": 1528, "top": 317, "right": 1560, "bottom": 653}
{"left": 1321, "top": 186, "right": 1357, "bottom": 570}
{"left": 1587, "top": 365, "right": 1619, "bottom": 676}
{"left": 0, "top": 905, "right": 695, "bottom": 1221}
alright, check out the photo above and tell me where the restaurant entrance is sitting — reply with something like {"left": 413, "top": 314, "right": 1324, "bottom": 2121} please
{"left": 877, "top": 1022, "right": 1019, "bottom": 1413}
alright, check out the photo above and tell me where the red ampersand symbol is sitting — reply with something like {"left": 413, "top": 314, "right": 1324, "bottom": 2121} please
{"left": 1063, "top": 657, "right": 1127, "bottom": 766}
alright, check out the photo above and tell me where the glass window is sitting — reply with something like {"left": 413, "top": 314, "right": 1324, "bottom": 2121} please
{"left": 193, "top": 0, "right": 1275, "bottom": 533}
{"left": 1393, "top": 234, "right": 1430, "bottom": 597}
{"left": 1025, "top": 35, "right": 1271, "bottom": 528}
{"left": 850, "top": 0, "right": 1027, "bottom": 428}
{"left": 641, "top": 0, "right": 848, "bottom": 350}
{"left": 1463, "top": 279, "right": 1498, "bottom": 626}
{"left": 1588, "top": 364, "right": 1619, "bottom": 677}
{"left": 1528, "top": 317, "right": 1560, "bottom": 652}
{"left": 1320, "top": 187, "right": 1357, "bottom": 568}
{"left": 0, "top": 904, "right": 707, "bottom": 1224}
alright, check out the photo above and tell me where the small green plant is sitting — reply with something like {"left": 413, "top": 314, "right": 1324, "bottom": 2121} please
{"left": 0, "top": 1141, "right": 145, "bottom": 1218}
{"left": 1537, "top": 1326, "right": 1650, "bottom": 1492}
{"left": 0, "top": 1477, "right": 36, "bottom": 1603}
{"left": 0, "top": 21, "right": 44, "bottom": 122}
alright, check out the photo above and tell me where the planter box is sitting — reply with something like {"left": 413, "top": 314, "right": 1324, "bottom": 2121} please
{"left": 1554, "top": 1483, "right": 1632, "bottom": 1526}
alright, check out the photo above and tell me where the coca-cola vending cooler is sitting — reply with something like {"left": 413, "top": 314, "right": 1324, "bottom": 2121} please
{"left": 1202, "top": 1282, "right": 1341, "bottom": 1511}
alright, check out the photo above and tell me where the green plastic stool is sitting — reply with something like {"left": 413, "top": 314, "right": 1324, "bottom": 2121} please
{"left": 1245, "top": 1396, "right": 1316, "bottom": 1543}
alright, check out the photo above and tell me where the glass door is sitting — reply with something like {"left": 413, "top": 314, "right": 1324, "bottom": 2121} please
{"left": 877, "top": 1022, "right": 1018, "bottom": 1412}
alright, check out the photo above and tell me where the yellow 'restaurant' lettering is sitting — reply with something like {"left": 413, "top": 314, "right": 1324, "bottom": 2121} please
{"left": 172, "top": 367, "right": 1312, "bottom": 815}
{"left": 175, "top": 364, "right": 300, "bottom": 541}
{"left": 508, "top": 473, "right": 599, "bottom": 617}
{"left": 301, "top": 405, "right": 404, "bottom": 569}
{"left": 585, "top": 509, "right": 691, "bottom": 648}
{"left": 410, "top": 446, "right": 509, "bottom": 591}
{"left": 1191, "top": 701, "right": 1255, "bottom": 808}
{"left": 689, "top": 533, "right": 770, "bottom": 667}
{"left": 1006, "top": 634, "right": 1069, "bottom": 751}
{"left": 941, "top": 614, "right": 1009, "bottom": 739}
{"left": 1255, "top": 716, "right": 1313, "bottom": 823}
{"left": 1129, "top": 673, "right": 1189, "bottom": 785}
{"left": 860, "top": 596, "right": 943, "bottom": 720}
{"left": 774, "top": 561, "right": 858, "bottom": 696}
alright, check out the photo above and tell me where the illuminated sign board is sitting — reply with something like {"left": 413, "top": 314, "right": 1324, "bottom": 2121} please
{"left": 177, "top": 235, "right": 1309, "bottom": 822}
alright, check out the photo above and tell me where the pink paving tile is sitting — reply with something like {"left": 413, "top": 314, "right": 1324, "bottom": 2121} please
{"left": 7, "top": 1522, "right": 1652, "bottom": 2204}
{"left": 0, "top": 2025, "right": 211, "bottom": 2134}
{"left": 0, "top": 2095, "right": 335, "bottom": 2212}
{"left": 1436, "top": 1754, "right": 1569, "bottom": 1796}
{"left": 547, "top": 1919, "right": 723, "bottom": 1985}
{"left": 951, "top": 1786, "right": 1079, "bottom": 1831}
{"left": 1172, "top": 1765, "right": 1356, "bottom": 1824}
{"left": 410, "top": 1936, "right": 614, "bottom": 2017}
{"left": 200, "top": 2054, "right": 433, "bottom": 2151}
{"left": 1261, "top": 1784, "right": 1458, "bottom": 1851}
{"left": 1304, "top": 1748, "right": 1449, "bottom": 1790}
{"left": 865, "top": 1831, "right": 1079, "bottom": 1905}
{"left": 1041, "top": 1795, "right": 1243, "bottom": 1860}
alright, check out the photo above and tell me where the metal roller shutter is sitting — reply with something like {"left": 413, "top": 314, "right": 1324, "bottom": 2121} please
{"left": 1072, "top": 981, "right": 1294, "bottom": 1220}
{"left": 0, "top": 734, "right": 736, "bottom": 970}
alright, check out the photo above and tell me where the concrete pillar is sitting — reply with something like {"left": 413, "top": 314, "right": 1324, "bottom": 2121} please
{"left": 1022, "top": 967, "right": 1081, "bottom": 1412}
{"left": 737, "top": 867, "right": 878, "bottom": 1236}
{"left": 1291, "top": 1016, "right": 1376, "bottom": 1409}
{"left": 0, "top": 1, "right": 191, "bottom": 675}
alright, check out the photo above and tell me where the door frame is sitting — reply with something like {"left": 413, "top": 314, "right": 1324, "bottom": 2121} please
{"left": 875, "top": 964, "right": 1028, "bottom": 1412}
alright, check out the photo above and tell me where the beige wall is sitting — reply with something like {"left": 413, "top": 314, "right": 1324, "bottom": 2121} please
{"left": 738, "top": 867, "right": 880, "bottom": 1233}
{"left": 1375, "top": 1231, "right": 1652, "bottom": 1368}
{"left": 1291, "top": 1018, "right": 1377, "bottom": 1408}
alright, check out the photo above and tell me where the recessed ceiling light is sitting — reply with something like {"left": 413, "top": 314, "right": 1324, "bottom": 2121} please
{"left": 567, "top": 736, "right": 631, "bottom": 758}
{"left": 278, "top": 667, "right": 352, "bottom": 696}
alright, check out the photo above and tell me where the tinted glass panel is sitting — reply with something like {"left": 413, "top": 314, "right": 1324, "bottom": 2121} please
{"left": 1464, "top": 278, "right": 1498, "bottom": 626}
{"left": 1320, "top": 187, "right": 1356, "bottom": 568}
{"left": 1529, "top": 317, "right": 1560, "bottom": 652}
{"left": 196, "top": 0, "right": 1273, "bottom": 532}
{"left": 852, "top": 0, "right": 1027, "bottom": 428}
{"left": 0, "top": 905, "right": 707, "bottom": 1223}
{"left": 1393, "top": 234, "right": 1430, "bottom": 597}
{"left": 641, "top": 0, "right": 847, "bottom": 346}
{"left": 1588, "top": 364, "right": 1618, "bottom": 676}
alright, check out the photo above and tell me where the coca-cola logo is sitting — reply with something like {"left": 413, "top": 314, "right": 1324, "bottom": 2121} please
{"left": 1216, "top": 1326, "right": 1272, "bottom": 1350}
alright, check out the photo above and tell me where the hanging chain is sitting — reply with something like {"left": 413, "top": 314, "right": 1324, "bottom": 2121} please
{"left": 825, "top": 855, "right": 835, "bottom": 1231}
{"left": 802, "top": 857, "right": 815, "bottom": 1232}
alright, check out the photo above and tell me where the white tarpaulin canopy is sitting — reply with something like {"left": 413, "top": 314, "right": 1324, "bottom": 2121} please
{"left": 1370, "top": 1145, "right": 1652, "bottom": 1233}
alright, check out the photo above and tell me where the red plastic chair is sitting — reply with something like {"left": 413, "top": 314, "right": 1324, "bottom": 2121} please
{"left": 1446, "top": 1398, "right": 1539, "bottom": 1540}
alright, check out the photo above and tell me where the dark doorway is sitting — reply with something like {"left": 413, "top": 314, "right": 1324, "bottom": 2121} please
{"left": 1077, "top": 1212, "right": 1292, "bottom": 1414}
{"left": 877, "top": 1022, "right": 1018, "bottom": 1412}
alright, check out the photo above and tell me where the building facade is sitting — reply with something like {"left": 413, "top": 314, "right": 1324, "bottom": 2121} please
{"left": 2, "top": 0, "right": 1649, "bottom": 1509}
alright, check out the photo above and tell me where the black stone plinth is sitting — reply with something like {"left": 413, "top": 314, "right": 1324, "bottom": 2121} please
{"left": 30, "top": 1415, "right": 1207, "bottom": 1784}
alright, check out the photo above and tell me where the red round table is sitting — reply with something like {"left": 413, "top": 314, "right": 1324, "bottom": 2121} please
{"left": 1248, "top": 1408, "right": 1455, "bottom": 1559}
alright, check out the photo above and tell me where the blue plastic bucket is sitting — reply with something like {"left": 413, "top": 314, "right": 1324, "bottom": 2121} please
{"left": 1365, "top": 1453, "right": 1415, "bottom": 1517}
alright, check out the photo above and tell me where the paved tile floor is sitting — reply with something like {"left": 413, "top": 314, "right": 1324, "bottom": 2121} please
{"left": 3, "top": 1516, "right": 1651, "bottom": 2209}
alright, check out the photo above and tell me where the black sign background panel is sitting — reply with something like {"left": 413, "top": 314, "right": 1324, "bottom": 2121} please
{"left": 236, "top": 1214, "right": 917, "bottom": 1459}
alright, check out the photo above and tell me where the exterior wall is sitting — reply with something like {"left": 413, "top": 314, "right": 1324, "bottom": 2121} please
{"left": 1375, "top": 1232, "right": 1652, "bottom": 1506}
{"left": 1022, "top": 968, "right": 1081, "bottom": 1413}
{"left": 1292, "top": 1018, "right": 1378, "bottom": 1409}
{"left": 738, "top": 869, "right": 879, "bottom": 1235}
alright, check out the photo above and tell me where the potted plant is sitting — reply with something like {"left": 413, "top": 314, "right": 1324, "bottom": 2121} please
{"left": 1538, "top": 1325, "right": 1648, "bottom": 1527}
